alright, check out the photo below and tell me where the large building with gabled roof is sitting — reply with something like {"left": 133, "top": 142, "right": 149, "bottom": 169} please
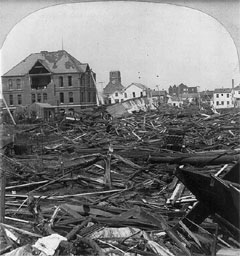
{"left": 1, "top": 50, "right": 97, "bottom": 115}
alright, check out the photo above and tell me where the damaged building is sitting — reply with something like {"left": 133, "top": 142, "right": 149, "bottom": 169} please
{"left": 1, "top": 50, "right": 97, "bottom": 117}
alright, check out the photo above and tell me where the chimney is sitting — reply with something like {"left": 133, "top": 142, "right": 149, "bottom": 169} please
{"left": 232, "top": 79, "right": 234, "bottom": 89}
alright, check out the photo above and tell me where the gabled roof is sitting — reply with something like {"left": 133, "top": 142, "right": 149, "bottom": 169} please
{"left": 3, "top": 50, "right": 89, "bottom": 77}
{"left": 103, "top": 81, "right": 125, "bottom": 95}
{"left": 214, "top": 88, "right": 232, "bottom": 93}
{"left": 234, "top": 85, "right": 240, "bottom": 90}
{"left": 125, "top": 83, "right": 148, "bottom": 90}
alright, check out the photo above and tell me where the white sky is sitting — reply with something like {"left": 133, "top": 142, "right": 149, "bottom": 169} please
{"left": 0, "top": 2, "right": 239, "bottom": 91}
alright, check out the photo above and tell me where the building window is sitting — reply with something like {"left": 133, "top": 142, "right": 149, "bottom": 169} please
{"left": 16, "top": 79, "right": 21, "bottom": 89}
{"left": 8, "top": 79, "right": 13, "bottom": 90}
{"left": 216, "top": 94, "right": 219, "bottom": 98}
{"left": 59, "top": 76, "right": 63, "bottom": 87}
{"left": 9, "top": 95, "right": 13, "bottom": 105}
{"left": 238, "top": 91, "right": 240, "bottom": 94}
{"left": 32, "top": 94, "right": 36, "bottom": 103}
{"left": 68, "top": 76, "right": 72, "bottom": 86}
{"left": 221, "top": 101, "right": 224, "bottom": 105}
{"left": 216, "top": 101, "right": 219, "bottom": 105}
{"left": 92, "top": 93, "right": 96, "bottom": 103}
{"left": 37, "top": 93, "right": 41, "bottom": 102}
{"left": 69, "top": 92, "right": 73, "bottom": 103}
{"left": 60, "top": 92, "right": 64, "bottom": 103}
{"left": 124, "top": 93, "right": 127, "bottom": 98}
{"left": 115, "top": 99, "right": 119, "bottom": 103}
{"left": 133, "top": 92, "right": 136, "bottom": 98}
{"left": 80, "top": 92, "right": 84, "bottom": 102}
{"left": 227, "top": 94, "right": 229, "bottom": 98}
{"left": 140, "top": 92, "right": 143, "bottom": 97}
{"left": 17, "top": 95, "right": 22, "bottom": 105}
{"left": 227, "top": 101, "right": 229, "bottom": 105}
{"left": 221, "top": 94, "right": 223, "bottom": 96}
{"left": 43, "top": 93, "right": 47, "bottom": 102}
{"left": 88, "top": 92, "right": 91, "bottom": 102}
{"left": 115, "top": 92, "right": 118, "bottom": 97}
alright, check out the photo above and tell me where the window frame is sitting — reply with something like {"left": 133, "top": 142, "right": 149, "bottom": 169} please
{"left": 9, "top": 94, "right": 14, "bottom": 105}
{"left": 68, "top": 76, "right": 72, "bottom": 87}
{"left": 69, "top": 92, "right": 74, "bottom": 103}
{"left": 60, "top": 92, "right": 64, "bottom": 103}
{"left": 8, "top": 79, "right": 13, "bottom": 90}
{"left": 59, "top": 76, "right": 64, "bottom": 87}
{"left": 17, "top": 94, "right": 22, "bottom": 105}
{"left": 16, "top": 79, "right": 21, "bottom": 89}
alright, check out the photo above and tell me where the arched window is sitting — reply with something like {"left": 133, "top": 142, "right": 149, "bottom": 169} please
{"left": 8, "top": 79, "right": 13, "bottom": 90}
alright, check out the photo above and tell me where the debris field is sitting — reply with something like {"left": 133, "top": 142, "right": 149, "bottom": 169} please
{"left": 1, "top": 106, "right": 240, "bottom": 256}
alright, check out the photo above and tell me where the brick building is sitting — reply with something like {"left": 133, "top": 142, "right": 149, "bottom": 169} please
{"left": 168, "top": 83, "right": 198, "bottom": 97}
{"left": 1, "top": 50, "right": 97, "bottom": 115}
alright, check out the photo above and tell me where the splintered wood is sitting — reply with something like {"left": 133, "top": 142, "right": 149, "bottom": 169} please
{"left": 1, "top": 106, "right": 240, "bottom": 256}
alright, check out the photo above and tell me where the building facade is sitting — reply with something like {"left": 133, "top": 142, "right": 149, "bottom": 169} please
{"left": 124, "top": 83, "right": 148, "bottom": 101}
{"left": 212, "top": 88, "right": 233, "bottom": 109}
{"left": 168, "top": 83, "right": 198, "bottom": 97}
{"left": 2, "top": 50, "right": 97, "bottom": 115}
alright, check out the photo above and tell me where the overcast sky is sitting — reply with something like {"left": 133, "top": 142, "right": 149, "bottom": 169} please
{"left": 0, "top": 2, "right": 239, "bottom": 91}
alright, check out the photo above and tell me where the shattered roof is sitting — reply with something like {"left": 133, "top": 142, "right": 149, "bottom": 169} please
{"left": 214, "top": 88, "right": 232, "bottom": 93}
{"left": 3, "top": 50, "right": 89, "bottom": 76}
{"left": 103, "top": 81, "right": 125, "bottom": 95}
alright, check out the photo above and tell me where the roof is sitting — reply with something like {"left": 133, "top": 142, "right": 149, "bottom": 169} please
{"left": 125, "top": 83, "right": 148, "bottom": 90}
{"left": 214, "top": 88, "right": 232, "bottom": 93}
{"left": 103, "top": 81, "right": 125, "bottom": 95}
{"left": 3, "top": 50, "right": 89, "bottom": 77}
{"left": 234, "top": 85, "right": 240, "bottom": 90}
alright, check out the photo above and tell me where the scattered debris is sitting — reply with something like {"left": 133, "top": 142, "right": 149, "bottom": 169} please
{"left": 1, "top": 106, "right": 240, "bottom": 255}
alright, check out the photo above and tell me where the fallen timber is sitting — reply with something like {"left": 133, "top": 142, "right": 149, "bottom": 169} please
{"left": 176, "top": 162, "right": 240, "bottom": 240}
{"left": 1, "top": 107, "right": 240, "bottom": 256}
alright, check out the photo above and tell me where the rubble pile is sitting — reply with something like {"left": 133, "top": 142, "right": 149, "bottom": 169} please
{"left": 1, "top": 107, "right": 240, "bottom": 256}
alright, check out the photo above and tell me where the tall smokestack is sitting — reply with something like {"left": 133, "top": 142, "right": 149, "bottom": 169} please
{"left": 232, "top": 79, "right": 234, "bottom": 89}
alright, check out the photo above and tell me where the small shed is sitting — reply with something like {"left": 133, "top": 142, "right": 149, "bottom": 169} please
{"left": 29, "top": 102, "right": 55, "bottom": 121}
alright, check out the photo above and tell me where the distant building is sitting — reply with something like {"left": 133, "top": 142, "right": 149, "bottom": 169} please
{"left": 124, "top": 83, "right": 148, "bottom": 101}
{"left": 168, "top": 83, "right": 198, "bottom": 97}
{"left": 233, "top": 85, "right": 240, "bottom": 107}
{"left": 212, "top": 88, "right": 233, "bottom": 109}
{"left": 168, "top": 96, "right": 183, "bottom": 107}
{"left": 1, "top": 50, "right": 97, "bottom": 115}
{"left": 103, "top": 71, "right": 125, "bottom": 104}
{"left": 151, "top": 89, "right": 168, "bottom": 105}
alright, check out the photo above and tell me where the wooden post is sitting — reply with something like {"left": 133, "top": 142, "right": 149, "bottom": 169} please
{"left": 0, "top": 122, "right": 6, "bottom": 223}
{"left": 0, "top": 168, "right": 6, "bottom": 223}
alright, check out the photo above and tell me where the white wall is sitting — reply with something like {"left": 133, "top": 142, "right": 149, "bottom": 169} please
{"left": 108, "top": 91, "right": 124, "bottom": 104}
{"left": 213, "top": 92, "right": 233, "bottom": 109}
{"left": 124, "top": 85, "right": 147, "bottom": 100}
